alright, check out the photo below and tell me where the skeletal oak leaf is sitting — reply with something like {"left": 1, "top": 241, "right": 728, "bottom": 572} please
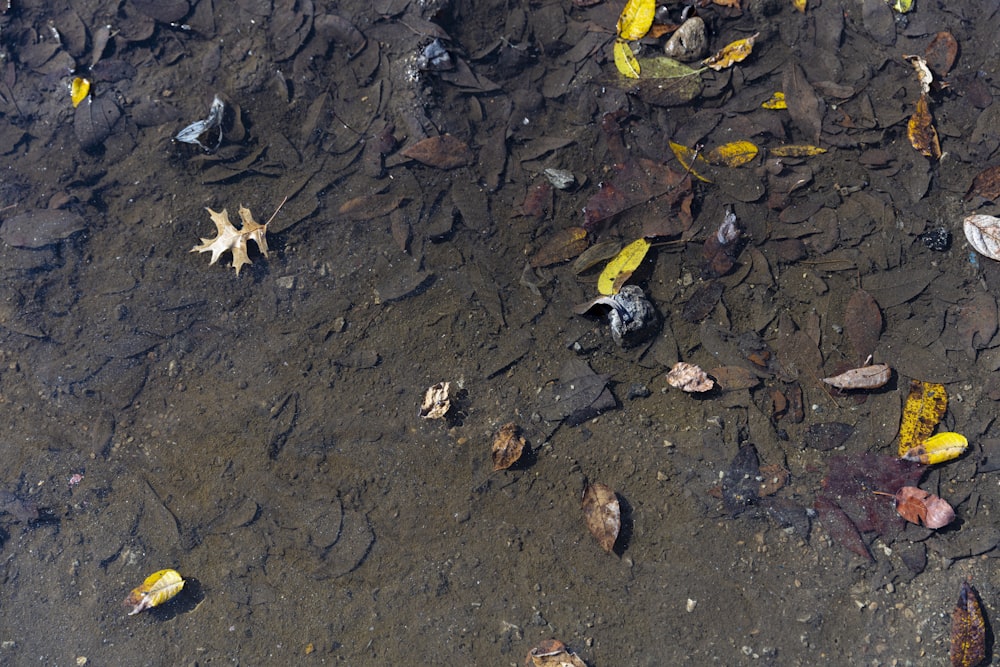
{"left": 191, "top": 207, "right": 269, "bottom": 275}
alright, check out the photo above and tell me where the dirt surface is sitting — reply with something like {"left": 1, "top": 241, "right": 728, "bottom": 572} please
{"left": 1, "top": 0, "right": 1000, "bottom": 664}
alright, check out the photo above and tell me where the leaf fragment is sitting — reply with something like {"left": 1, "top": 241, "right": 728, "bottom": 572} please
{"left": 613, "top": 38, "right": 641, "bottom": 79}
{"left": 761, "top": 91, "right": 787, "bottom": 109}
{"left": 769, "top": 144, "right": 826, "bottom": 157}
{"left": 400, "top": 134, "right": 474, "bottom": 169}
{"left": 902, "top": 432, "right": 968, "bottom": 465}
{"left": 703, "top": 32, "right": 759, "bottom": 71}
{"left": 907, "top": 93, "right": 941, "bottom": 159}
{"left": 822, "top": 363, "right": 891, "bottom": 390}
{"left": 897, "top": 380, "right": 947, "bottom": 458}
{"left": 706, "top": 140, "right": 759, "bottom": 167}
{"left": 792, "top": 0, "right": 807, "bottom": 12}
{"left": 582, "top": 482, "right": 621, "bottom": 553}
{"left": 890, "top": 0, "right": 913, "bottom": 13}
{"left": 125, "top": 569, "right": 185, "bottom": 615}
{"left": 597, "top": 238, "right": 650, "bottom": 295}
{"left": 965, "top": 166, "right": 1000, "bottom": 202}
{"left": 950, "top": 581, "right": 987, "bottom": 667}
{"left": 616, "top": 0, "right": 655, "bottom": 41}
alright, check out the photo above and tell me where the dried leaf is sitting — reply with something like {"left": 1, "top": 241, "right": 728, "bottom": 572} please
{"left": 665, "top": 361, "right": 714, "bottom": 393}
{"left": 844, "top": 289, "right": 882, "bottom": 363}
{"left": 703, "top": 32, "right": 759, "bottom": 70}
{"left": 898, "top": 380, "right": 947, "bottom": 458}
{"left": 420, "top": 382, "right": 451, "bottom": 419}
{"left": 527, "top": 639, "right": 589, "bottom": 667}
{"left": 904, "top": 55, "right": 933, "bottom": 95}
{"left": 491, "top": 422, "right": 526, "bottom": 471}
{"left": 597, "top": 238, "right": 650, "bottom": 295}
{"left": 902, "top": 432, "right": 968, "bottom": 465}
{"left": 125, "top": 569, "right": 185, "bottom": 615}
{"left": 613, "top": 39, "right": 640, "bottom": 79}
{"left": 965, "top": 166, "right": 1000, "bottom": 202}
{"left": 191, "top": 207, "right": 270, "bottom": 276}
{"left": 669, "top": 141, "right": 712, "bottom": 182}
{"left": 706, "top": 140, "right": 759, "bottom": 167}
{"left": 964, "top": 214, "right": 1000, "bottom": 261}
{"left": 616, "top": 0, "right": 655, "bottom": 41}
{"left": 908, "top": 93, "right": 941, "bottom": 159}
{"left": 890, "top": 486, "right": 954, "bottom": 528}
{"left": 822, "top": 363, "right": 891, "bottom": 390}
{"left": 582, "top": 483, "right": 621, "bottom": 553}
{"left": 400, "top": 134, "right": 473, "bottom": 169}
{"left": 950, "top": 581, "right": 987, "bottom": 667}
{"left": 530, "top": 227, "right": 589, "bottom": 268}
{"left": 783, "top": 63, "right": 824, "bottom": 144}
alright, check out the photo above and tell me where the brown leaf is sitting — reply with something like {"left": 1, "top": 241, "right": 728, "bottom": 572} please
{"left": 844, "top": 289, "right": 883, "bottom": 364}
{"left": 950, "top": 581, "right": 987, "bottom": 667}
{"left": 338, "top": 194, "right": 407, "bottom": 221}
{"left": 814, "top": 497, "right": 872, "bottom": 561}
{"left": 821, "top": 363, "right": 891, "bottom": 390}
{"left": 709, "top": 366, "right": 760, "bottom": 390}
{"left": 401, "top": 134, "right": 474, "bottom": 169}
{"left": 893, "top": 486, "right": 930, "bottom": 525}
{"left": 783, "top": 63, "right": 824, "bottom": 144}
{"left": 908, "top": 93, "right": 941, "bottom": 159}
{"left": 965, "top": 165, "right": 1000, "bottom": 202}
{"left": 491, "top": 422, "right": 526, "bottom": 471}
{"left": 805, "top": 422, "right": 854, "bottom": 451}
{"left": 924, "top": 31, "right": 958, "bottom": 78}
{"left": 582, "top": 482, "right": 621, "bottom": 553}
{"left": 951, "top": 293, "right": 998, "bottom": 359}
{"left": 529, "top": 227, "right": 589, "bottom": 268}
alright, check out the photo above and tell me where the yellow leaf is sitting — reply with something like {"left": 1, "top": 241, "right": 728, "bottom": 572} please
{"left": 890, "top": 0, "right": 913, "bottom": 12}
{"left": 897, "top": 380, "right": 947, "bottom": 458}
{"left": 769, "top": 144, "right": 827, "bottom": 157}
{"left": 617, "top": 0, "right": 655, "bottom": 41}
{"left": 669, "top": 141, "right": 712, "bottom": 183}
{"left": 125, "top": 569, "right": 186, "bottom": 615}
{"left": 902, "top": 432, "right": 968, "bottom": 465}
{"left": 706, "top": 140, "right": 759, "bottom": 167}
{"left": 70, "top": 77, "right": 90, "bottom": 108}
{"left": 703, "top": 32, "right": 759, "bottom": 71}
{"left": 762, "top": 91, "right": 787, "bottom": 109}
{"left": 613, "top": 39, "right": 641, "bottom": 79}
{"left": 792, "top": 0, "right": 807, "bottom": 12}
{"left": 598, "top": 238, "right": 651, "bottom": 295}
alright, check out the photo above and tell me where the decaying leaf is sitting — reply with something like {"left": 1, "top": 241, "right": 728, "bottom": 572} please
{"left": 950, "top": 581, "right": 987, "bottom": 667}
{"left": 805, "top": 422, "right": 854, "bottom": 451}
{"left": 887, "top": 486, "right": 955, "bottom": 529}
{"left": 669, "top": 141, "right": 712, "bottom": 182}
{"left": 597, "top": 238, "right": 650, "bottom": 295}
{"left": 491, "top": 422, "right": 526, "bottom": 470}
{"left": 904, "top": 54, "right": 933, "bottom": 95}
{"left": 822, "top": 363, "right": 891, "bottom": 390}
{"left": 783, "top": 63, "right": 824, "bottom": 144}
{"left": 420, "top": 382, "right": 451, "bottom": 419}
{"left": 709, "top": 366, "right": 760, "bottom": 390}
{"left": 703, "top": 32, "right": 759, "bottom": 71}
{"left": 125, "top": 569, "right": 185, "bottom": 615}
{"left": 400, "top": 134, "right": 473, "bottom": 169}
{"left": 898, "top": 380, "right": 947, "bottom": 458}
{"left": 924, "top": 31, "right": 958, "bottom": 77}
{"left": 902, "top": 432, "right": 968, "bottom": 465}
{"left": 616, "top": 0, "right": 655, "bottom": 41}
{"left": 769, "top": 144, "right": 826, "bottom": 157}
{"left": 665, "top": 361, "right": 715, "bottom": 393}
{"left": 762, "top": 91, "right": 787, "bottom": 109}
{"left": 908, "top": 93, "right": 941, "bottom": 159}
{"left": 844, "top": 289, "right": 883, "bottom": 363}
{"left": 965, "top": 166, "right": 1000, "bottom": 202}
{"left": 613, "top": 38, "right": 641, "bottom": 78}
{"left": 191, "top": 207, "right": 270, "bottom": 275}
{"left": 530, "top": 227, "right": 589, "bottom": 268}
{"left": 964, "top": 214, "right": 1000, "bottom": 261}
{"left": 705, "top": 140, "right": 759, "bottom": 167}
{"left": 0, "top": 209, "right": 86, "bottom": 248}
{"left": 582, "top": 482, "right": 621, "bottom": 553}
{"left": 527, "top": 639, "right": 589, "bottom": 667}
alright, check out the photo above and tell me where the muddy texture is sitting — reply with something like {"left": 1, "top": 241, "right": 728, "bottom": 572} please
{"left": 1, "top": 0, "right": 1000, "bottom": 664}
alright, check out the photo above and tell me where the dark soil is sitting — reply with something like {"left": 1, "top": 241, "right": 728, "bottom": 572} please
{"left": 1, "top": 0, "right": 1000, "bottom": 664}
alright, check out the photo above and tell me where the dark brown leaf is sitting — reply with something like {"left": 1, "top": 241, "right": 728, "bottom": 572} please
{"left": 314, "top": 13, "right": 367, "bottom": 58}
{"left": 783, "top": 63, "right": 824, "bottom": 144}
{"left": 805, "top": 422, "right": 854, "bottom": 451}
{"left": 814, "top": 496, "right": 872, "bottom": 561}
{"left": 965, "top": 165, "right": 1000, "bottom": 202}
{"left": 74, "top": 95, "right": 122, "bottom": 150}
{"left": 529, "top": 227, "right": 588, "bottom": 268}
{"left": 681, "top": 281, "right": 724, "bottom": 322}
{"left": 722, "top": 444, "right": 760, "bottom": 515}
{"left": 950, "top": 581, "right": 987, "bottom": 667}
{"left": 337, "top": 194, "right": 407, "bottom": 221}
{"left": 131, "top": 0, "right": 189, "bottom": 23}
{"left": 924, "top": 31, "right": 958, "bottom": 78}
{"left": 844, "top": 289, "right": 882, "bottom": 364}
{"left": 1, "top": 210, "right": 86, "bottom": 248}
{"left": 401, "top": 134, "right": 474, "bottom": 169}
{"left": 582, "top": 482, "right": 620, "bottom": 553}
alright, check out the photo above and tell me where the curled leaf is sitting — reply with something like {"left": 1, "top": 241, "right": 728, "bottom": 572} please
{"left": 582, "top": 482, "right": 621, "bottom": 553}
{"left": 902, "top": 432, "right": 968, "bottom": 465}
{"left": 665, "top": 361, "right": 714, "bottom": 393}
{"left": 703, "top": 32, "right": 759, "bottom": 71}
{"left": 890, "top": 486, "right": 954, "bottom": 529}
{"left": 491, "top": 422, "right": 526, "bottom": 471}
{"left": 908, "top": 93, "right": 941, "bottom": 159}
{"left": 125, "top": 569, "right": 185, "bottom": 615}
{"left": 821, "top": 363, "right": 891, "bottom": 390}
{"left": 964, "top": 214, "right": 1000, "bottom": 261}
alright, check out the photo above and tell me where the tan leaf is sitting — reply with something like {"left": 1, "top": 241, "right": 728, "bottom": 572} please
{"left": 582, "top": 482, "right": 620, "bottom": 553}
